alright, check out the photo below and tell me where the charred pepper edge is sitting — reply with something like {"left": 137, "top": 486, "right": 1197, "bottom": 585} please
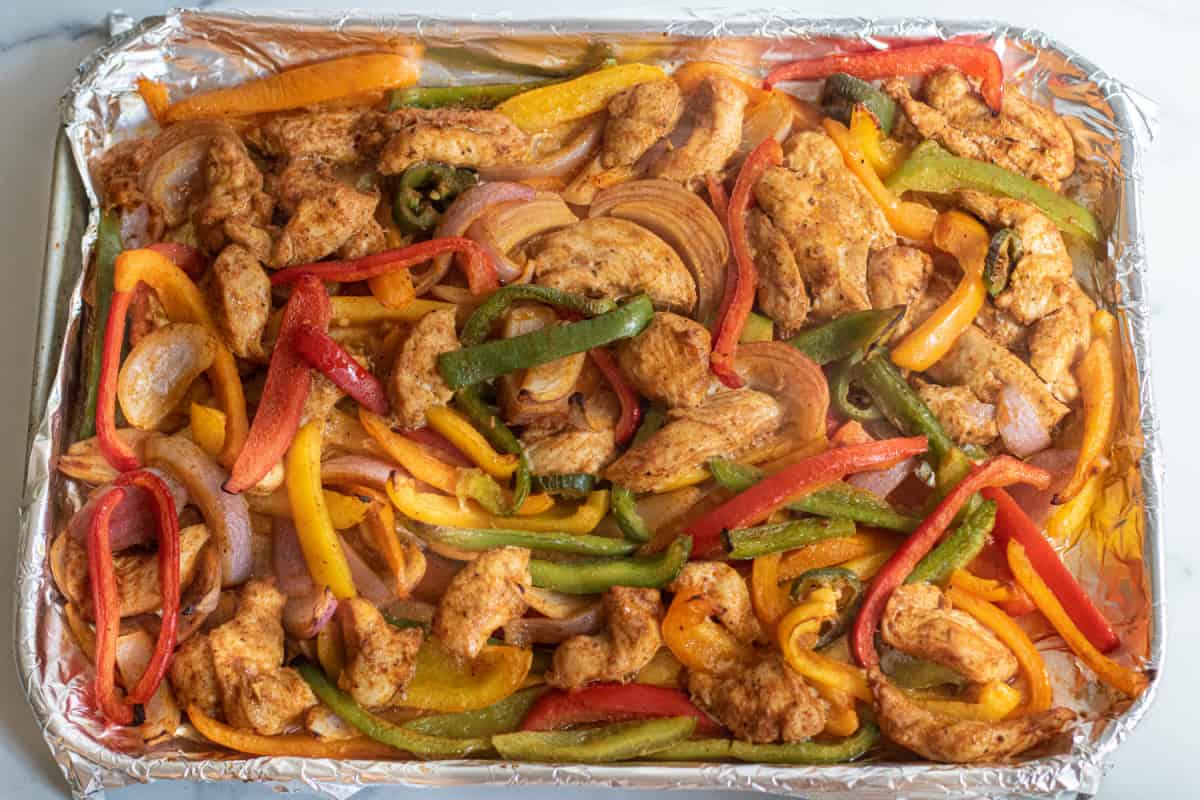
{"left": 724, "top": 517, "right": 857, "bottom": 560}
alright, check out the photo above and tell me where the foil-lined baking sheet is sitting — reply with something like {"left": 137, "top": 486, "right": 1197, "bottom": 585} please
{"left": 19, "top": 9, "right": 1163, "bottom": 799}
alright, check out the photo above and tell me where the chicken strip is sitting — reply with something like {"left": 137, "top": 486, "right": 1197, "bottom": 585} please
{"left": 194, "top": 135, "right": 274, "bottom": 256}
{"left": 270, "top": 158, "right": 380, "bottom": 268}
{"left": 650, "top": 76, "right": 747, "bottom": 189}
{"left": 522, "top": 428, "right": 617, "bottom": 476}
{"left": 338, "top": 598, "right": 424, "bottom": 708}
{"left": 615, "top": 312, "right": 713, "bottom": 408}
{"left": 913, "top": 379, "right": 998, "bottom": 447}
{"left": 248, "top": 109, "right": 383, "bottom": 165}
{"left": 746, "top": 208, "right": 809, "bottom": 336}
{"left": 547, "top": 587, "right": 663, "bottom": 689}
{"left": 884, "top": 68, "right": 1075, "bottom": 191}
{"left": 337, "top": 217, "right": 389, "bottom": 261}
{"left": 604, "top": 388, "right": 782, "bottom": 493}
{"left": 1028, "top": 283, "right": 1096, "bottom": 403}
{"left": 688, "top": 654, "right": 826, "bottom": 743}
{"left": 668, "top": 562, "right": 762, "bottom": 644}
{"left": 434, "top": 546, "right": 531, "bottom": 662}
{"left": 867, "top": 245, "right": 932, "bottom": 340}
{"left": 602, "top": 79, "right": 683, "bottom": 168}
{"left": 378, "top": 108, "right": 529, "bottom": 175}
{"left": 208, "top": 244, "right": 271, "bottom": 360}
{"left": 871, "top": 668, "right": 1074, "bottom": 763}
{"left": 169, "top": 632, "right": 222, "bottom": 718}
{"left": 755, "top": 132, "right": 895, "bottom": 320}
{"left": 388, "top": 308, "right": 460, "bottom": 429}
{"left": 305, "top": 705, "right": 359, "bottom": 740}
{"left": 528, "top": 217, "right": 697, "bottom": 313}
{"left": 882, "top": 583, "right": 1018, "bottom": 684}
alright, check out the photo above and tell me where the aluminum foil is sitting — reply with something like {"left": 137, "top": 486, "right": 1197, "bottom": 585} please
{"left": 20, "top": 9, "right": 1163, "bottom": 799}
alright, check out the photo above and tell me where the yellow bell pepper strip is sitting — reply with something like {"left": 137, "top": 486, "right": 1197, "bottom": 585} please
{"left": 908, "top": 680, "right": 1022, "bottom": 722}
{"left": 949, "top": 569, "right": 1019, "bottom": 604}
{"left": 891, "top": 210, "right": 989, "bottom": 371}
{"left": 163, "top": 52, "right": 421, "bottom": 122}
{"left": 1007, "top": 539, "right": 1147, "bottom": 698}
{"left": 187, "top": 705, "right": 399, "bottom": 759}
{"left": 777, "top": 530, "right": 897, "bottom": 581}
{"left": 360, "top": 408, "right": 459, "bottom": 494}
{"left": 810, "top": 679, "right": 860, "bottom": 737}
{"left": 839, "top": 548, "right": 898, "bottom": 581}
{"left": 636, "top": 648, "right": 685, "bottom": 687}
{"left": 822, "top": 118, "right": 936, "bottom": 241}
{"left": 779, "top": 627, "right": 872, "bottom": 703}
{"left": 331, "top": 296, "right": 456, "bottom": 326}
{"left": 387, "top": 474, "right": 602, "bottom": 532}
{"left": 848, "top": 105, "right": 907, "bottom": 179}
{"left": 98, "top": 249, "right": 248, "bottom": 471}
{"left": 662, "top": 593, "right": 756, "bottom": 676}
{"left": 496, "top": 63, "right": 666, "bottom": 132}
{"left": 424, "top": 405, "right": 518, "bottom": 479}
{"left": 1047, "top": 473, "right": 1102, "bottom": 544}
{"left": 1057, "top": 310, "right": 1118, "bottom": 503}
{"left": 672, "top": 60, "right": 771, "bottom": 106}
{"left": 248, "top": 485, "right": 370, "bottom": 530}
{"left": 946, "top": 586, "right": 1053, "bottom": 713}
{"left": 751, "top": 552, "right": 794, "bottom": 637}
{"left": 777, "top": 587, "right": 840, "bottom": 651}
{"left": 286, "top": 420, "right": 357, "bottom": 600}
{"left": 404, "top": 637, "right": 532, "bottom": 712}
{"left": 189, "top": 403, "right": 227, "bottom": 460}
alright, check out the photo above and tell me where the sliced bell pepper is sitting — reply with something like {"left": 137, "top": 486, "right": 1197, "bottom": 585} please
{"left": 588, "top": 347, "right": 642, "bottom": 444}
{"left": 78, "top": 211, "right": 122, "bottom": 440}
{"left": 1047, "top": 473, "right": 1102, "bottom": 544}
{"left": 331, "top": 296, "right": 456, "bottom": 327}
{"left": 822, "top": 118, "right": 937, "bottom": 242}
{"left": 662, "top": 592, "right": 756, "bottom": 676}
{"left": 424, "top": 405, "right": 518, "bottom": 478}
{"left": 360, "top": 408, "right": 460, "bottom": 495}
{"left": 1058, "top": 310, "right": 1118, "bottom": 503}
{"left": 611, "top": 485, "right": 650, "bottom": 543}
{"left": 779, "top": 633, "right": 872, "bottom": 703}
{"left": 496, "top": 63, "right": 667, "bottom": 132}
{"left": 789, "top": 567, "right": 865, "bottom": 649}
{"left": 851, "top": 456, "right": 1052, "bottom": 668}
{"left": 520, "top": 683, "right": 723, "bottom": 735}
{"left": 673, "top": 61, "right": 771, "bottom": 106}
{"left": 847, "top": 104, "right": 907, "bottom": 178}
{"left": 493, "top": 717, "right": 696, "bottom": 762}
{"left": 1007, "top": 540, "right": 1146, "bottom": 697}
{"left": 766, "top": 42, "right": 1005, "bottom": 113}
{"left": 164, "top": 52, "right": 421, "bottom": 122}
{"left": 404, "top": 637, "right": 532, "bottom": 712}
{"left": 368, "top": 267, "right": 416, "bottom": 312}
{"left": 906, "top": 498, "right": 997, "bottom": 585}
{"left": 87, "top": 488, "right": 134, "bottom": 724}
{"left": 387, "top": 475, "right": 603, "bottom": 532}
{"left": 778, "top": 530, "right": 897, "bottom": 581}
{"left": 187, "top": 705, "right": 399, "bottom": 759}
{"left": 810, "top": 679, "right": 860, "bottom": 737}
{"left": 533, "top": 473, "right": 595, "bottom": 499}
{"left": 787, "top": 306, "right": 905, "bottom": 366}
{"left": 710, "top": 137, "right": 781, "bottom": 388}
{"left": 750, "top": 552, "right": 793, "bottom": 637}
{"left": 530, "top": 536, "right": 691, "bottom": 595}
{"left": 189, "top": 403, "right": 227, "bottom": 460}
{"left": 983, "top": 228, "right": 1021, "bottom": 297}
{"left": 854, "top": 348, "right": 955, "bottom": 465}
{"left": 459, "top": 284, "right": 616, "bottom": 347}
{"left": 908, "top": 680, "right": 1022, "bottom": 722}
{"left": 286, "top": 419, "right": 357, "bottom": 599}
{"left": 291, "top": 324, "right": 388, "bottom": 415}
{"left": 686, "top": 436, "right": 929, "bottom": 556}
{"left": 135, "top": 77, "right": 170, "bottom": 122}
{"left": 394, "top": 162, "right": 478, "bottom": 234}
{"left": 777, "top": 586, "right": 840, "bottom": 651}
{"left": 651, "top": 721, "right": 881, "bottom": 764}
{"left": 421, "top": 525, "right": 636, "bottom": 557}
{"left": 949, "top": 568, "right": 1018, "bottom": 604}
{"left": 984, "top": 486, "right": 1120, "bottom": 653}
{"left": 403, "top": 686, "right": 546, "bottom": 737}
{"left": 226, "top": 276, "right": 330, "bottom": 493}
{"left": 391, "top": 81, "right": 557, "bottom": 110}
{"left": 271, "top": 237, "right": 497, "bottom": 296}
{"left": 705, "top": 174, "right": 729, "bottom": 222}
{"left": 821, "top": 74, "right": 898, "bottom": 137}
{"left": 739, "top": 311, "right": 774, "bottom": 343}
{"left": 353, "top": 487, "right": 416, "bottom": 595}
{"left": 725, "top": 517, "right": 857, "bottom": 560}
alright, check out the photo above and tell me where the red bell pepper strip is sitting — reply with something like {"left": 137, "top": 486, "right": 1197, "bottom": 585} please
{"left": 983, "top": 486, "right": 1120, "bottom": 653}
{"left": 587, "top": 347, "right": 642, "bottom": 445}
{"left": 519, "top": 682, "right": 724, "bottom": 736}
{"left": 705, "top": 174, "right": 729, "bottom": 221}
{"left": 112, "top": 469, "right": 180, "bottom": 705}
{"left": 146, "top": 242, "right": 207, "bottom": 279}
{"left": 270, "top": 238, "right": 498, "bottom": 295}
{"left": 96, "top": 289, "right": 139, "bottom": 472}
{"left": 88, "top": 487, "right": 134, "bottom": 725}
{"left": 225, "top": 276, "right": 331, "bottom": 493}
{"left": 765, "top": 42, "right": 1005, "bottom": 114}
{"left": 850, "top": 456, "right": 1051, "bottom": 668}
{"left": 686, "top": 436, "right": 929, "bottom": 556}
{"left": 710, "top": 138, "right": 781, "bottom": 389}
{"left": 290, "top": 324, "right": 389, "bottom": 415}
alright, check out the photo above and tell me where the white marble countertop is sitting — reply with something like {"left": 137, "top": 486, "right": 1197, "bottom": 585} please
{"left": 2, "top": 1, "right": 1194, "bottom": 797}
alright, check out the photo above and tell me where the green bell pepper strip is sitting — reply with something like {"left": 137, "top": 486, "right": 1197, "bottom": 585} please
{"left": 611, "top": 485, "right": 650, "bottom": 543}
{"left": 532, "top": 473, "right": 595, "bottom": 499}
{"left": 421, "top": 525, "right": 638, "bottom": 556}
{"left": 879, "top": 646, "right": 967, "bottom": 689}
{"left": 530, "top": 535, "right": 692, "bottom": 594}
{"left": 453, "top": 387, "right": 532, "bottom": 515}
{"left": 493, "top": 716, "right": 696, "bottom": 762}
{"left": 907, "top": 498, "right": 997, "bottom": 585}
{"left": 78, "top": 210, "right": 123, "bottom": 440}
{"left": 707, "top": 459, "right": 918, "bottom": 533}
{"left": 631, "top": 403, "right": 666, "bottom": 445}
{"left": 650, "top": 720, "right": 880, "bottom": 764}
{"left": 789, "top": 566, "right": 865, "bottom": 649}
{"left": 391, "top": 80, "right": 557, "bottom": 110}
{"left": 820, "top": 73, "right": 898, "bottom": 135}
{"left": 460, "top": 285, "right": 617, "bottom": 347}
{"left": 457, "top": 468, "right": 523, "bottom": 518}
{"left": 984, "top": 228, "right": 1021, "bottom": 297}
{"left": 645, "top": 738, "right": 734, "bottom": 761}
{"left": 440, "top": 296, "right": 654, "bottom": 389}
{"left": 393, "top": 162, "right": 478, "bottom": 234}
{"left": 886, "top": 141, "right": 1103, "bottom": 244}
{"left": 830, "top": 353, "right": 882, "bottom": 423}
{"left": 853, "top": 349, "right": 955, "bottom": 466}
{"left": 739, "top": 310, "right": 775, "bottom": 343}
{"left": 786, "top": 306, "right": 904, "bottom": 366}
{"left": 724, "top": 517, "right": 856, "bottom": 560}
{"left": 296, "top": 660, "right": 493, "bottom": 757}
{"left": 403, "top": 686, "right": 546, "bottom": 737}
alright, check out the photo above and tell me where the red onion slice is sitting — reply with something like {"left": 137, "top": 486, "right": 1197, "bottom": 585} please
{"left": 478, "top": 117, "right": 603, "bottom": 182}
{"left": 283, "top": 587, "right": 338, "bottom": 640}
{"left": 997, "top": 384, "right": 1053, "bottom": 458}
{"left": 339, "top": 535, "right": 396, "bottom": 605}
{"left": 67, "top": 467, "right": 188, "bottom": 550}
{"left": 504, "top": 603, "right": 605, "bottom": 647}
{"left": 321, "top": 455, "right": 397, "bottom": 491}
{"left": 848, "top": 456, "right": 918, "bottom": 500}
{"left": 466, "top": 215, "right": 527, "bottom": 283}
{"left": 1007, "top": 448, "right": 1078, "bottom": 526}
{"left": 273, "top": 518, "right": 315, "bottom": 597}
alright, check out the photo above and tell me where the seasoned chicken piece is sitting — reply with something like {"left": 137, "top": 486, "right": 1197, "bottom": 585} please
{"left": 208, "top": 244, "right": 271, "bottom": 360}
{"left": 528, "top": 217, "right": 697, "bottom": 313}
{"left": 649, "top": 76, "right": 747, "bottom": 189}
{"left": 248, "top": 110, "right": 383, "bottom": 165}
{"left": 668, "top": 562, "right": 762, "bottom": 644}
{"left": 956, "top": 191, "right": 1073, "bottom": 325}
{"left": 871, "top": 668, "right": 1074, "bottom": 763}
{"left": 914, "top": 379, "right": 998, "bottom": 447}
{"left": 305, "top": 705, "right": 358, "bottom": 740}
{"left": 746, "top": 208, "right": 809, "bottom": 336}
{"left": 616, "top": 312, "right": 712, "bottom": 408}
{"left": 755, "top": 132, "right": 895, "bottom": 320}
{"left": 169, "top": 633, "right": 222, "bottom": 718}
{"left": 925, "top": 324, "right": 1070, "bottom": 431}
{"left": 602, "top": 79, "right": 683, "bottom": 168}
{"left": 434, "top": 547, "right": 531, "bottom": 662}
{"left": 976, "top": 302, "right": 1029, "bottom": 351}
{"left": 547, "top": 587, "right": 663, "bottom": 688}
{"left": 270, "top": 158, "right": 380, "bottom": 268}
{"left": 337, "top": 217, "right": 389, "bottom": 260}
{"left": 92, "top": 137, "right": 152, "bottom": 213}
{"left": 208, "top": 579, "right": 316, "bottom": 734}
{"left": 338, "top": 598, "right": 424, "bottom": 708}
{"left": 604, "top": 388, "right": 782, "bottom": 493}
{"left": 867, "top": 245, "right": 932, "bottom": 340}
{"left": 522, "top": 428, "right": 617, "bottom": 476}
{"left": 378, "top": 108, "right": 529, "bottom": 175}
{"left": 884, "top": 68, "right": 1075, "bottom": 191}
{"left": 1028, "top": 284, "right": 1095, "bottom": 403}
{"left": 301, "top": 372, "right": 346, "bottom": 428}
{"left": 194, "top": 136, "right": 274, "bottom": 255}
{"left": 688, "top": 654, "right": 826, "bottom": 743}
{"left": 882, "top": 583, "right": 1018, "bottom": 684}
{"left": 388, "top": 308, "right": 460, "bottom": 429}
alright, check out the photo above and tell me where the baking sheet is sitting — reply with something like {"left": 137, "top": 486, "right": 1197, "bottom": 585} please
{"left": 19, "top": 9, "right": 1164, "bottom": 798}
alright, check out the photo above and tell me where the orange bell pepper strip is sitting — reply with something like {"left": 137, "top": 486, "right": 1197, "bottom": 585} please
{"left": 1057, "top": 310, "right": 1118, "bottom": 503}
{"left": 891, "top": 210, "right": 989, "bottom": 371}
{"left": 777, "top": 530, "right": 899, "bottom": 582}
{"left": 163, "top": 52, "right": 421, "bottom": 122}
{"left": 360, "top": 409, "right": 461, "bottom": 495}
{"left": 751, "top": 552, "right": 794, "bottom": 637}
{"left": 1007, "top": 539, "right": 1147, "bottom": 698}
{"left": 779, "top": 621, "right": 872, "bottom": 703}
{"left": 368, "top": 269, "right": 416, "bottom": 310}
{"left": 949, "top": 569, "right": 1018, "bottom": 604}
{"left": 848, "top": 105, "right": 908, "bottom": 178}
{"left": 946, "top": 586, "right": 1053, "bottom": 714}
{"left": 809, "top": 679, "right": 860, "bottom": 737}
{"left": 673, "top": 61, "right": 771, "bottom": 106}
{"left": 662, "top": 594, "right": 755, "bottom": 676}
{"left": 188, "top": 705, "right": 398, "bottom": 758}
{"left": 822, "top": 118, "right": 936, "bottom": 241}
{"left": 135, "top": 77, "right": 169, "bottom": 122}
